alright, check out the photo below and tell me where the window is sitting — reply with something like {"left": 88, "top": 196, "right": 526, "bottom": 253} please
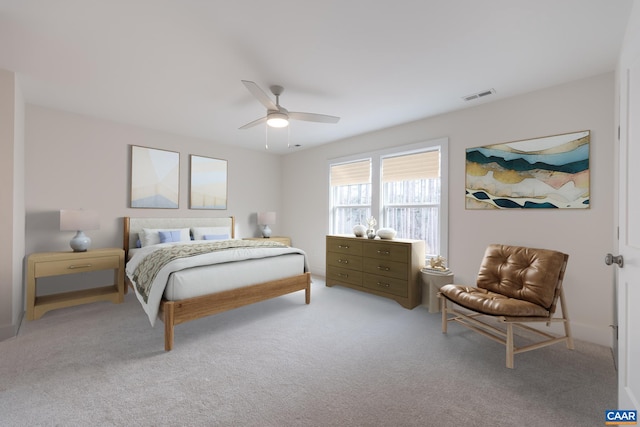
{"left": 329, "top": 138, "right": 448, "bottom": 259}
{"left": 329, "top": 159, "right": 372, "bottom": 234}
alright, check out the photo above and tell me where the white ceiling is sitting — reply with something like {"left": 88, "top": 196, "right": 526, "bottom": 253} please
{"left": 0, "top": 1, "right": 633, "bottom": 154}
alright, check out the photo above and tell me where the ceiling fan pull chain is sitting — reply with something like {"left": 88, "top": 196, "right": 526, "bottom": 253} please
{"left": 265, "top": 122, "right": 269, "bottom": 150}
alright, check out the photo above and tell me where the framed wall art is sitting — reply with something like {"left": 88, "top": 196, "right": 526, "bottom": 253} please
{"left": 189, "top": 155, "right": 228, "bottom": 210}
{"left": 465, "top": 130, "right": 590, "bottom": 209}
{"left": 130, "top": 145, "right": 179, "bottom": 209}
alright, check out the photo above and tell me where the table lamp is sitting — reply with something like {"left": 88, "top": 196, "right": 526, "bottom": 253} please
{"left": 60, "top": 209, "right": 100, "bottom": 252}
{"left": 257, "top": 211, "right": 276, "bottom": 238}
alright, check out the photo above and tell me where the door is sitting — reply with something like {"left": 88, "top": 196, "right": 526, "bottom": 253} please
{"left": 616, "top": 49, "right": 640, "bottom": 411}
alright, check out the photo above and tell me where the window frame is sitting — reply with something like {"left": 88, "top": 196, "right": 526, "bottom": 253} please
{"left": 327, "top": 138, "right": 448, "bottom": 260}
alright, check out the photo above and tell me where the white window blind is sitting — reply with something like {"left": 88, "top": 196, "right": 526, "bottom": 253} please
{"left": 330, "top": 160, "right": 371, "bottom": 187}
{"left": 382, "top": 150, "right": 439, "bottom": 182}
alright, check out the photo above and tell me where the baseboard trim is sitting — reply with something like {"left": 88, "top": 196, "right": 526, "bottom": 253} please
{"left": 0, "top": 310, "right": 24, "bottom": 342}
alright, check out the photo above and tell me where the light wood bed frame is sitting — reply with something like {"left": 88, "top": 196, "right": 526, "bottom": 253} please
{"left": 123, "top": 216, "right": 311, "bottom": 351}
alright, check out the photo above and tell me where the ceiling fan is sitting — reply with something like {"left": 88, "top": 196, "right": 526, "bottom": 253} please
{"left": 239, "top": 80, "right": 340, "bottom": 130}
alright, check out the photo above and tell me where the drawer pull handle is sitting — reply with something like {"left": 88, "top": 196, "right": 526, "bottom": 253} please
{"left": 377, "top": 266, "right": 390, "bottom": 271}
{"left": 338, "top": 245, "right": 349, "bottom": 249}
{"left": 377, "top": 282, "right": 390, "bottom": 288}
{"left": 377, "top": 250, "right": 390, "bottom": 255}
{"left": 68, "top": 264, "right": 92, "bottom": 269}
{"left": 337, "top": 259, "right": 349, "bottom": 264}
{"left": 338, "top": 273, "right": 349, "bottom": 278}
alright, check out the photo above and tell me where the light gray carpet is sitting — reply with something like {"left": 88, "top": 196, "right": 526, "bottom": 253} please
{"left": 0, "top": 277, "right": 615, "bottom": 426}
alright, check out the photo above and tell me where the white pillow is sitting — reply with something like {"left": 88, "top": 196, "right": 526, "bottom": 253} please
{"left": 140, "top": 228, "right": 190, "bottom": 247}
{"left": 191, "top": 226, "right": 231, "bottom": 240}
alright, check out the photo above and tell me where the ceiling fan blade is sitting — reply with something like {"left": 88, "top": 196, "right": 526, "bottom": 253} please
{"left": 238, "top": 116, "right": 267, "bottom": 130}
{"left": 241, "top": 80, "right": 278, "bottom": 111}
{"left": 289, "top": 112, "right": 340, "bottom": 124}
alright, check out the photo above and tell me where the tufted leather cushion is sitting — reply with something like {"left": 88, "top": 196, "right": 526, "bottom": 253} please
{"left": 440, "top": 244, "right": 568, "bottom": 317}
{"left": 439, "top": 285, "right": 551, "bottom": 317}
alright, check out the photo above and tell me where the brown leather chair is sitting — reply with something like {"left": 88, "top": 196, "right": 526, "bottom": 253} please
{"left": 439, "top": 244, "right": 573, "bottom": 368}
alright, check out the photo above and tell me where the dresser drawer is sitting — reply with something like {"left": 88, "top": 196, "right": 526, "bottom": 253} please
{"left": 362, "top": 258, "right": 408, "bottom": 280}
{"left": 362, "top": 273, "right": 408, "bottom": 298}
{"left": 327, "top": 265, "right": 362, "bottom": 286}
{"left": 363, "top": 243, "right": 408, "bottom": 263}
{"left": 326, "top": 236, "right": 363, "bottom": 256}
{"left": 327, "top": 251, "right": 363, "bottom": 271}
{"left": 34, "top": 255, "right": 120, "bottom": 278}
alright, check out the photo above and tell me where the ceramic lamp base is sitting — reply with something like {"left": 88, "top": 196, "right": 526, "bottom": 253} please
{"left": 70, "top": 230, "right": 91, "bottom": 252}
{"left": 261, "top": 225, "right": 272, "bottom": 238}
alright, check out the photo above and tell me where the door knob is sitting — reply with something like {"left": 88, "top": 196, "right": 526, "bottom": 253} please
{"left": 605, "top": 253, "right": 624, "bottom": 268}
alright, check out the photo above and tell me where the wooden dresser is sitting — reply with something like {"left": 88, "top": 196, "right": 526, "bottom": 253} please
{"left": 326, "top": 235, "right": 425, "bottom": 309}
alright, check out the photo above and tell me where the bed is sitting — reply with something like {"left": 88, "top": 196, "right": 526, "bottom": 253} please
{"left": 123, "top": 216, "right": 311, "bottom": 351}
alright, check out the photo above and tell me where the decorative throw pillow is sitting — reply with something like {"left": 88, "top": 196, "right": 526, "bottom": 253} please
{"left": 203, "top": 234, "right": 229, "bottom": 240}
{"left": 159, "top": 230, "right": 183, "bottom": 243}
{"left": 140, "top": 228, "right": 190, "bottom": 247}
{"left": 192, "top": 227, "right": 230, "bottom": 240}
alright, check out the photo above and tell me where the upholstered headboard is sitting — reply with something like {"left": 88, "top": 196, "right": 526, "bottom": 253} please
{"left": 123, "top": 216, "right": 235, "bottom": 260}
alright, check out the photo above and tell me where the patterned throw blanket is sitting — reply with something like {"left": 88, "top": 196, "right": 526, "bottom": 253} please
{"left": 131, "top": 240, "right": 286, "bottom": 303}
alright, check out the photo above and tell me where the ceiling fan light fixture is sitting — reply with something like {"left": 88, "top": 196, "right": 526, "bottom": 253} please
{"left": 266, "top": 112, "right": 289, "bottom": 128}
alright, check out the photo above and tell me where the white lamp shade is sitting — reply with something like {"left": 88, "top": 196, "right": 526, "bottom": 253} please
{"left": 258, "top": 211, "right": 276, "bottom": 225}
{"left": 60, "top": 209, "right": 100, "bottom": 231}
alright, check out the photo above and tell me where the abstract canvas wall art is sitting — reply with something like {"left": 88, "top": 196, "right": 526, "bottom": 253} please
{"left": 465, "top": 130, "right": 590, "bottom": 209}
{"left": 130, "top": 145, "right": 179, "bottom": 208}
{"left": 189, "top": 155, "right": 228, "bottom": 210}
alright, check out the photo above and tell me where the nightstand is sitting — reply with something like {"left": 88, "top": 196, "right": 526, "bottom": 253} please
{"left": 243, "top": 236, "right": 291, "bottom": 246}
{"left": 26, "top": 248, "right": 125, "bottom": 320}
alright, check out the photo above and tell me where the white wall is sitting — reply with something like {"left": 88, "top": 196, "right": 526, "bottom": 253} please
{"left": 24, "top": 105, "right": 284, "bottom": 291}
{"left": 0, "top": 68, "right": 25, "bottom": 340}
{"left": 282, "top": 73, "right": 616, "bottom": 347}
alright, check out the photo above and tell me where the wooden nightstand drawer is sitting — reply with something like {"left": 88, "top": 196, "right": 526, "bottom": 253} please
{"left": 34, "top": 255, "right": 120, "bottom": 278}
{"left": 362, "top": 257, "right": 408, "bottom": 280}
{"left": 326, "top": 251, "right": 363, "bottom": 270}
{"left": 362, "top": 273, "right": 408, "bottom": 298}
{"left": 363, "top": 243, "right": 408, "bottom": 262}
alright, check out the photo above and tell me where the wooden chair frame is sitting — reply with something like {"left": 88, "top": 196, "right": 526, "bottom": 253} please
{"left": 439, "top": 252, "right": 573, "bottom": 368}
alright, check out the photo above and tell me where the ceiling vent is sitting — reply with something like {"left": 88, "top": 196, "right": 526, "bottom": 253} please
{"left": 462, "top": 88, "right": 496, "bottom": 102}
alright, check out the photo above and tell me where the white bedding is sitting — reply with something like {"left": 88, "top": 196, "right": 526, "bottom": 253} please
{"left": 126, "top": 240, "right": 308, "bottom": 326}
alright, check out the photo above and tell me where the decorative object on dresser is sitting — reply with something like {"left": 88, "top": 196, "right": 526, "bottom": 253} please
{"left": 124, "top": 216, "right": 310, "bottom": 351}
{"left": 258, "top": 211, "right": 276, "bottom": 237}
{"left": 353, "top": 224, "right": 366, "bottom": 237}
{"left": 326, "top": 235, "right": 425, "bottom": 309}
{"left": 59, "top": 209, "right": 100, "bottom": 252}
{"left": 26, "top": 248, "right": 125, "bottom": 320}
{"left": 376, "top": 227, "right": 397, "bottom": 240}
{"left": 365, "top": 216, "right": 377, "bottom": 239}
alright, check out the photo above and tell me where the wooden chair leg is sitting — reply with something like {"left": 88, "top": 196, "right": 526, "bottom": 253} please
{"left": 506, "top": 323, "right": 514, "bottom": 369}
{"left": 559, "top": 288, "right": 574, "bottom": 349}
{"left": 441, "top": 295, "right": 448, "bottom": 334}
